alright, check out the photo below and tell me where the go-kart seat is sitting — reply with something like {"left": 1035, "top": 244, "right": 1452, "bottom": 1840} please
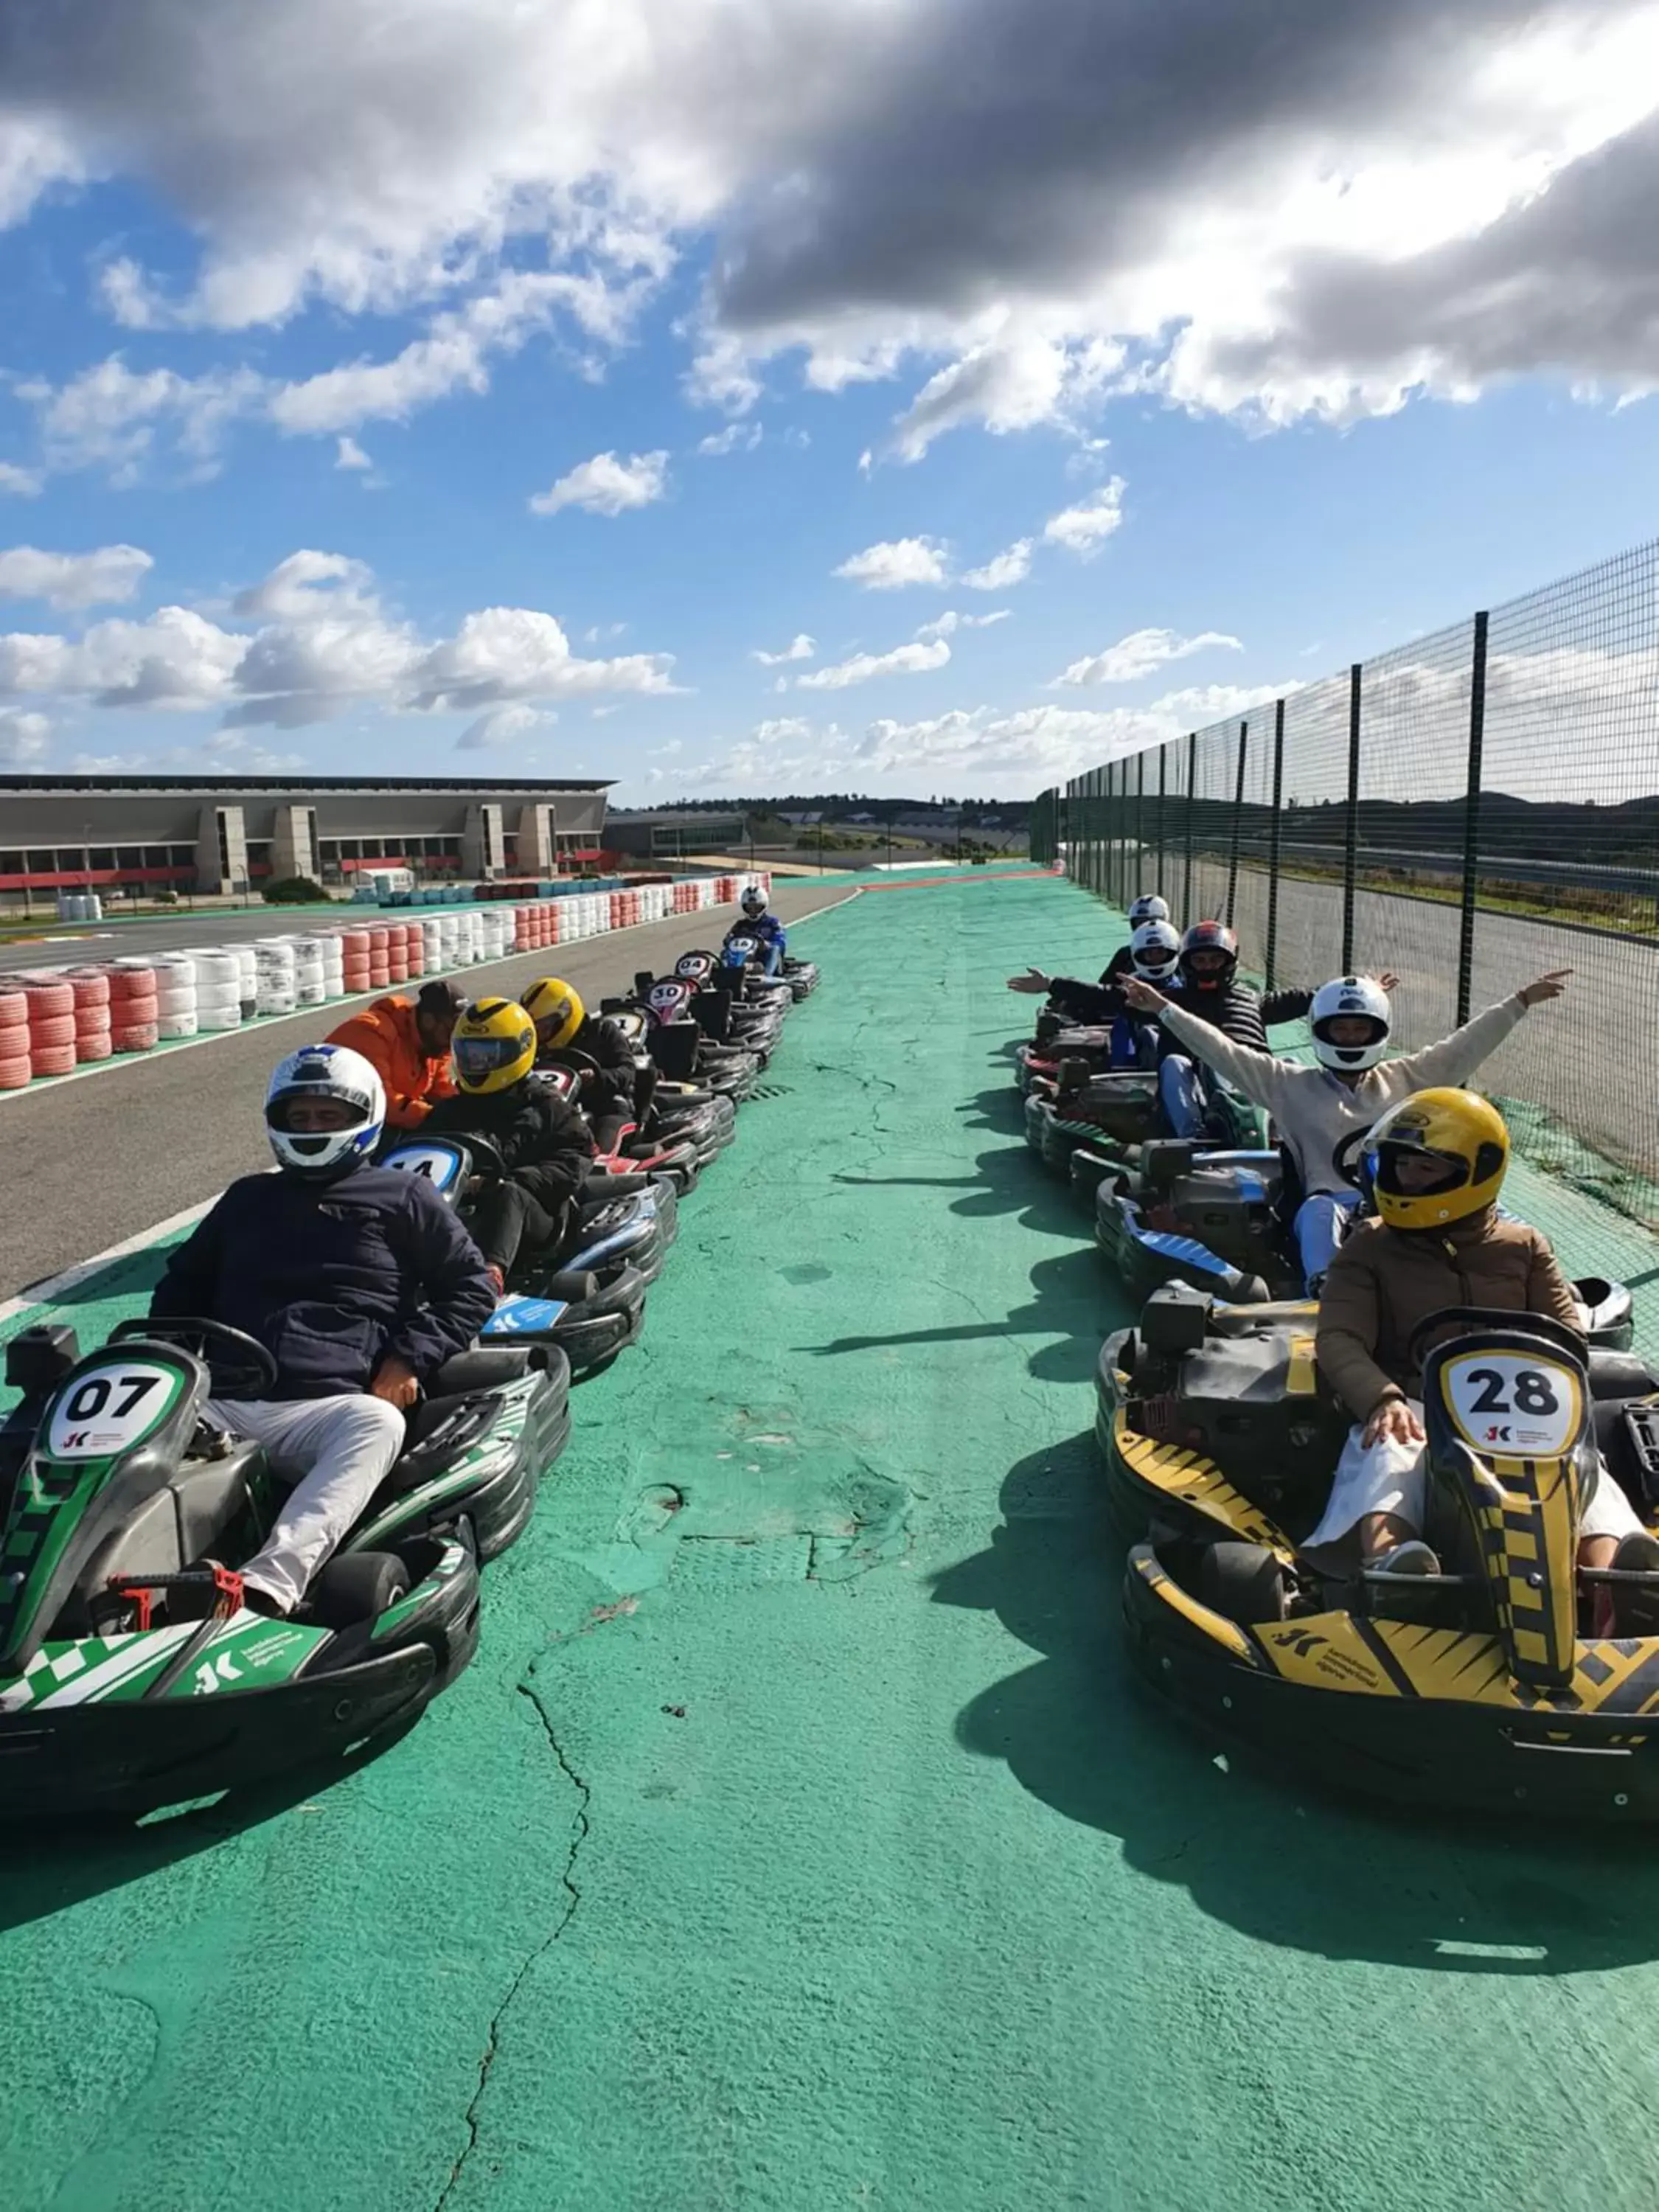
{"left": 647, "top": 1023, "right": 701, "bottom": 1079}
{"left": 72, "top": 1437, "right": 266, "bottom": 1614}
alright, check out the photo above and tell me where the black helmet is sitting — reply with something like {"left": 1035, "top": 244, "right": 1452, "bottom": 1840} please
{"left": 1178, "top": 920, "right": 1239, "bottom": 993}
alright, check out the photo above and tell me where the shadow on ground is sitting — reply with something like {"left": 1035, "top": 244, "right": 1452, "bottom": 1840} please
{"left": 935, "top": 1431, "right": 1659, "bottom": 1975}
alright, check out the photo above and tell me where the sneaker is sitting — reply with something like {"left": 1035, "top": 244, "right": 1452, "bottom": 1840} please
{"left": 1374, "top": 1540, "right": 1441, "bottom": 1576}
{"left": 1612, "top": 1532, "right": 1659, "bottom": 1638}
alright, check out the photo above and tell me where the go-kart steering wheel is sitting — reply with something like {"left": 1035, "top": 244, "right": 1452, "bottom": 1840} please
{"left": 1405, "top": 1305, "right": 1587, "bottom": 1368}
{"left": 452, "top": 1133, "right": 508, "bottom": 1181}
{"left": 1332, "top": 1127, "right": 1372, "bottom": 1191}
{"left": 111, "top": 1316, "right": 279, "bottom": 1397}
{"left": 556, "top": 1047, "right": 603, "bottom": 1079}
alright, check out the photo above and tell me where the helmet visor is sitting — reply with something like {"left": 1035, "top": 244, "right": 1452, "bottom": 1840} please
{"left": 454, "top": 1034, "right": 529, "bottom": 1083}
{"left": 1369, "top": 1139, "right": 1468, "bottom": 1200}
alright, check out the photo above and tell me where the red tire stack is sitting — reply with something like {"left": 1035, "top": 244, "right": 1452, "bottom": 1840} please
{"left": 0, "top": 986, "right": 29, "bottom": 1088}
{"left": 385, "top": 924, "right": 409, "bottom": 986}
{"left": 109, "top": 961, "right": 160, "bottom": 1052}
{"left": 367, "top": 927, "right": 392, "bottom": 991}
{"left": 22, "top": 974, "right": 76, "bottom": 1077}
{"left": 66, "top": 967, "right": 113, "bottom": 1062}
{"left": 341, "top": 929, "right": 373, "bottom": 995}
{"left": 403, "top": 922, "right": 424, "bottom": 980}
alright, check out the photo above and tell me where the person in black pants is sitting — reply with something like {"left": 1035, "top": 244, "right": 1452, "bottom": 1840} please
{"left": 424, "top": 998, "right": 595, "bottom": 1294}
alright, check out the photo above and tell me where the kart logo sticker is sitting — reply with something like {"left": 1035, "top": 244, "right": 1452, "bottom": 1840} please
{"left": 482, "top": 1296, "right": 570, "bottom": 1335}
{"left": 1442, "top": 1352, "right": 1579, "bottom": 1457}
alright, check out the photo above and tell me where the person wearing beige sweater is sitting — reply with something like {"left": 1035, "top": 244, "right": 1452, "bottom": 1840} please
{"left": 1120, "top": 966, "right": 1571, "bottom": 1290}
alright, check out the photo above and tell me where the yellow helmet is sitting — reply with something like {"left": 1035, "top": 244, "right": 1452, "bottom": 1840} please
{"left": 521, "top": 976, "right": 584, "bottom": 1053}
{"left": 452, "top": 998, "right": 537, "bottom": 1094}
{"left": 1364, "top": 1088, "right": 1509, "bottom": 1232}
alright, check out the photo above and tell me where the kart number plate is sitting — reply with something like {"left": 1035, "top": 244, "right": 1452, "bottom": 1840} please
{"left": 46, "top": 1360, "right": 181, "bottom": 1459}
{"left": 382, "top": 1142, "right": 467, "bottom": 1192}
{"left": 1441, "top": 1352, "right": 1580, "bottom": 1456}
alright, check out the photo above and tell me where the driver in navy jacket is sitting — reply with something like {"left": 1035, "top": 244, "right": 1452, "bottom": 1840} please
{"left": 150, "top": 1043, "right": 495, "bottom": 1616}
{"left": 726, "top": 884, "right": 785, "bottom": 974}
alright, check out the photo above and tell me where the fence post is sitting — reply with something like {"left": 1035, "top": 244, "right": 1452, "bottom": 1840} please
{"left": 1183, "top": 731, "right": 1197, "bottom": 920}
{"left": 1265, "top": 698, "right": 1285, "bottom": 990}
{"left": 1135, "top": 747, "right": 1146, "bottom": 903}
{"left": 1225, "top": 719, "right": 1248, "bottom": 926}
{"left": 1156, "top": 744, "right": 1168, "bottom": 887}
{"left": 1341, "top": 662, "right": 1362, "bottom": 973}
{"left": 1457, "top": 612, "right": 1489, "bottom": 1025}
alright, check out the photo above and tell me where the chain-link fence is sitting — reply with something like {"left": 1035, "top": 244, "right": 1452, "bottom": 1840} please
{"left": 1034, "top": 535, "right": 1659, "bottom": 1222}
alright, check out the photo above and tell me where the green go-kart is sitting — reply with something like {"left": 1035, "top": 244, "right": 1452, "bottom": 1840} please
{"left": 0, "top": 1314, "right": 568, "bottom": 1819}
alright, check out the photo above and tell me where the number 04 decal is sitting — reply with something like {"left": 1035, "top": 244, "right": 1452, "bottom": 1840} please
{"left": 1442, "top": 1352, "right": 1580, "bottom": 1456}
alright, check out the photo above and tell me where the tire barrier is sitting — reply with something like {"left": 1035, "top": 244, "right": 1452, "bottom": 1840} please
{"left": 0, "top": 872, "right": 772, "bottom": 1091}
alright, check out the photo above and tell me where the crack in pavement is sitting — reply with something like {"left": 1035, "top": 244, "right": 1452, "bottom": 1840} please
{"left": 434, "top": 1669, "right": 590, "bottom": 2212}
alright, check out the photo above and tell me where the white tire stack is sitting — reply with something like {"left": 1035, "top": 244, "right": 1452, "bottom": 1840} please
{"left": 254, "top": 938, "right": 298, "bottom": 1017}
{"left": 421, "top": 917, "right": 445, "bottom": 977}
{"left": 481, "top": 909, "right": 509, "bottom": 961}
{"left": 319, "top": 933, "right": 346, "bottom": 998}
{"left": 292, "top": 936, "right": 329, "bottom": 1006}
{"left": 438, "top": 914, "right": 460, "bottom": 971}
{"left": 234, "top": 944, "right": 259, "bottom": 1019}
{"left": 193, "top": 949, "right": 243, "bottom": 1032}
{"left": 156, "top": 954, "right": 199, "bottom": 1039}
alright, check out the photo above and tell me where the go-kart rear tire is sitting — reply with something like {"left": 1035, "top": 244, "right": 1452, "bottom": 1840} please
{"left": 310, "top": 1550, "right": 411, "bottom": 1629}
{"left": 1197, "top": 1541, "right": 1287, "bottom": 1626}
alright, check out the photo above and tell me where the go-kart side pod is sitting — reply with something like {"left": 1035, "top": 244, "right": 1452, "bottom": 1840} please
{"left": 0, "top": 1530, "right": 479, "bottom": 1821}
{"left": 482, "top": 1260, "right": 649, "bottom": 1376}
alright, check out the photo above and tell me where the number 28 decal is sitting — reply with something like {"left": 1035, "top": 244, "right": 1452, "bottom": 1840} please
{"left": 46, "top": 1360, "right": 182, "bottom": 1459}
{"left": 1441, "top": 1352, "right": 1580, "bottom": 1455}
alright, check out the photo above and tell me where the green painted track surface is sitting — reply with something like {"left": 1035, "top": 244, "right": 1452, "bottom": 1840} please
{"left": 7, "top": 869, "right": 1659, "bottom": 2211}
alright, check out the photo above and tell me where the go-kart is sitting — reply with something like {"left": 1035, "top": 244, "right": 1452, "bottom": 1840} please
{"left": 1102, "top": 1284, "right": 1659, "bottom": 1817}
{"left": 1093, "top": 1136, "right": 1637, "bottom": 1354}
{"left": 1015, "top": 1020, "right": 1119, "bottom": 1098}
{"left": 1023, "top": 1055, "right": 1265, "bottom": 1185}
{"left": 0, "top": 1314, "right": 568, "bottom": 1818}
{"left": 633, "top": 976, "right": 761, "bottom": 1101}
{"left": 535, "top": 1059, "right": 702, "bottom": 1194}
{"left": 382, "top": 1136, "right": 653, "bottom": 1370}
{"left": 585, "top": 1006, "right": 738, "bottom": 1163}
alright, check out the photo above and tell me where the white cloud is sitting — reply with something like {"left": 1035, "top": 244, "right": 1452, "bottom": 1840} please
{"left": 795, "top": 637, "right": 951, "bottom": 690}
{"left": 0, "top": 463, "right": 42, "bottom": 498}
{"left": 751, "top": 632, "right": 816, "bottom": 666}
{"left": 0, "top": 707, "right": 51, "bottom": 764}
{"left": 916, "top": 609, "right": 1010, "bottom": 640}
{"left": 0, "top": 0, "right": 1653, "bottom": 487}
{"left": 1052, "top": 626, "right": 1243, "bottom": 688}
{"left": 833, "top": 537, "right": 950, "bottom": 591}
{"left": 335, "top": 435, "right": 372, "bottom": 470}
{"left": 0, "top": 544, "right": 154, "bottom": 611}
{"left": 15, "top": 356, "right": 266, "bottom": 482}
{"left": 698, "top": 420, "right": 764, "bottom": 456}
{"left": 961, "top": 539, "right": 1033, "bottom": 591}
{"left": 457, "top": 703, "right": 554, "bottom": 750}
{"left": 0, "top": 547, "right": 680, "bottom": 731}
{"left": 1043, "top": 477, "right": 1126, "bottom": 556}
{"left": 530, "top": 448, "right": 669, "bottom": 518}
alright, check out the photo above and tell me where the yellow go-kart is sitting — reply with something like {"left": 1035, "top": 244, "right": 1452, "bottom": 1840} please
{"left": 1105, "top": 1286, "right": 1659, "bottom": 1818}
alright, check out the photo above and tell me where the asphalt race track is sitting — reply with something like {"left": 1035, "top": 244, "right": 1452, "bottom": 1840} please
{"left": 0, "top": 880, "right": 849, "bottom": 1299}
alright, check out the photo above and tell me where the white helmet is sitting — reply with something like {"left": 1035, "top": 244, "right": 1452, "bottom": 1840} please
{"left": 1310, "top": 976, "right": 1392, "bottom": 1071}
{"left": 1128, "top": 894, "right": 1170, "bottom": 927}
{"left": 265, "top": 1043, "right": 386, "bottom": 1178}
{"left": 740, "top": 885, "right": 768, "bottom": 917}
{"left": 1130, "top": 919, "right": 1181, "bottom": 981}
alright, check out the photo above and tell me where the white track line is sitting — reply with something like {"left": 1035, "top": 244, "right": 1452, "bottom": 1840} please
{"left": 0, "top": 1196, "right": 220, "bottom": 1326}
{"left": 785, "top": 888, "right": 863, "bottom": 925}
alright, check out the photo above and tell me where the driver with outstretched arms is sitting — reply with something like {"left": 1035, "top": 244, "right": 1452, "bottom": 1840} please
{"left": 1311, "top": 1088, "right": 1658, "bottom": 1627}
{"left": 149, "top": 1044, "right": 496, "bottom": 1616}
{"left": 726, "top": 884, "right": 786, "bottom": 974}
{"left": 1121, "top": 966, "right": 1568, "bottom": 1291}
{"left": 1005, "top": 891, "right": 1174, "bottom": 1010}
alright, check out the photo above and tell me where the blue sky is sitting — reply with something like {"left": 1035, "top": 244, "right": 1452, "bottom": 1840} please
{"left": 2, "top": 1, "right": 1658, "bottom": 801}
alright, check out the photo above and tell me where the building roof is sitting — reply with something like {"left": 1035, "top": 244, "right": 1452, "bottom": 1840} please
{"left": 0, "top": 773, "right": 613, "bottom": 796}
{"left": 607, "top": 807, "right": 745, "bottom": 825}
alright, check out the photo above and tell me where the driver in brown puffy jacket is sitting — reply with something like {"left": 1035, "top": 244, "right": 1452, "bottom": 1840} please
{"left": 1312, "top": 1089, "right": 1656, "bottom": 1621}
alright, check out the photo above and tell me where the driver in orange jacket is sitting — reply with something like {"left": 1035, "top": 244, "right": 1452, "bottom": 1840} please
{"left": 326, "top": 979, "right": 465, "bottom": 1131}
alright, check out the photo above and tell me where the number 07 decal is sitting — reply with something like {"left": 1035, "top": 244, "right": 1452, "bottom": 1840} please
{"left": 46, "top": 1360, "right": 184, "bottom": 1459}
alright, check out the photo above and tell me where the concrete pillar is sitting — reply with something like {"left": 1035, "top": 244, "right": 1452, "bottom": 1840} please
{"left": 196, "top": 804, "right": 247, "bottom": 893}
{"left": 516, "top": 802, "right": 555, "bottom": 874}
{"left": 462, "top": 803, "right": 505, "bottom": 879}
{"left": 271, "top": 805, "right": 316, "bottom": 881}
